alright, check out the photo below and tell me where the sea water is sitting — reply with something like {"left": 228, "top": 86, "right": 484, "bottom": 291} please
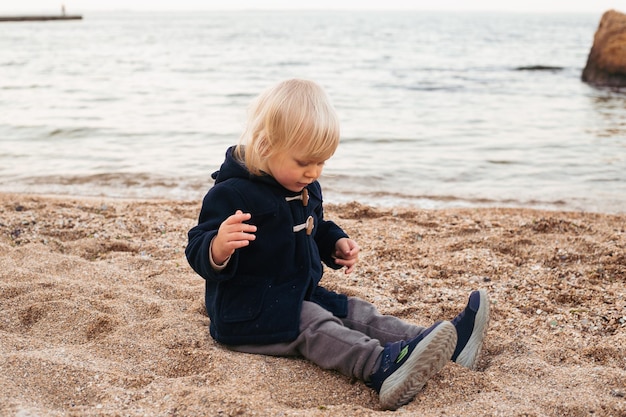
{"left": 1, "top": 10, "right": 625, "bottom": 213}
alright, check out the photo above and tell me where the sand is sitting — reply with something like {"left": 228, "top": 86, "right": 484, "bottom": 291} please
{"left": 0, "top": 192, "right": 624, "bottom": 416}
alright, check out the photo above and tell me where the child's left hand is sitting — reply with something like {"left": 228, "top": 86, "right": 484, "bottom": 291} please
{"left": 333, "top": 238, "right": 359, "bottom": 274}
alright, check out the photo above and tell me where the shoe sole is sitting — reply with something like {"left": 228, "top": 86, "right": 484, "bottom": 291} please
{"left": 455, "top": 289, "right": 490, "bottom": 369}
{"left": 379, "top": 321, "right": 457, "bottom": 411}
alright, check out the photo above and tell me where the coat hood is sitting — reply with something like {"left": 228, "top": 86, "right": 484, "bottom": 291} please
{"left": 212, "top": 146, "right": 280, "bottom": 188}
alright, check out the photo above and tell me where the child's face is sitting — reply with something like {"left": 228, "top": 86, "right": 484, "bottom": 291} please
{"left": 266, "top": 150, "right": 326, "bottom": 192}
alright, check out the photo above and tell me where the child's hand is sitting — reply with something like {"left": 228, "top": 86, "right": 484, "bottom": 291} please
{"left": 211, "top": 210, "right": 257, "bottom": 265}
{"left": 333, "top": 238, "right": 359, "bottom": 274}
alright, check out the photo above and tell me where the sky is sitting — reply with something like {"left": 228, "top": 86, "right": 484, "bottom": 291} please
{"left": 0, "top": 0, "right": 622, "bottom": 14}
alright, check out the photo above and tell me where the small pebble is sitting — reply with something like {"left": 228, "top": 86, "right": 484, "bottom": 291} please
{"left": 610, "top": 389, "right": 625, "bottom": 398}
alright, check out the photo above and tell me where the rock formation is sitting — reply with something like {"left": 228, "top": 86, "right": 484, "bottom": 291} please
{"left": 582, "top": 9, "right": 626, "bottom": 87}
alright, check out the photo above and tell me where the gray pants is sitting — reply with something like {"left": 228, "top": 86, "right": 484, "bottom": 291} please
{"left": 229, "top": 297, "right": 424, "bottom": 381}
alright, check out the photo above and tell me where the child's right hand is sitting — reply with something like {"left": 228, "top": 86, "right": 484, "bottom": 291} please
{"left": 211, "top": 210, "right": 257, "bottom": 265}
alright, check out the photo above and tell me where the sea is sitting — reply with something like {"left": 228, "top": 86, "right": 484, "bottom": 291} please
{"left": 1, "top": 10, "right": 625, "bottom": 213}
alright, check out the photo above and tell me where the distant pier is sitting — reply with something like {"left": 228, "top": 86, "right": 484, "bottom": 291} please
{"left": 0, "top": 15, "right": 82, "bottom": 22}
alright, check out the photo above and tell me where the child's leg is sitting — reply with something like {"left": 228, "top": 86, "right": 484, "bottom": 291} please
{"left": 341, "top": 297, "right": 423, "bottom": 345}
{"left": 228, "top": 300, "right": 383, "bottom": 381}
{"left": 230, "top": 300, "right": 457, "bottom": 411}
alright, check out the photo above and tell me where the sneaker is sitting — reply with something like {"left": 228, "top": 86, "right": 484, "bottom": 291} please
{"left": 451, "top": 289, "right": 490, "bottom": 369}
{"left": 367, "top": 321, "right": 457, "bottom": 411}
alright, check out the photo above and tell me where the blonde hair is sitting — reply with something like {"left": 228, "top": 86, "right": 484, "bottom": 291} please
{"left": 235, "top": 79, "right": 340, "bottom": 176}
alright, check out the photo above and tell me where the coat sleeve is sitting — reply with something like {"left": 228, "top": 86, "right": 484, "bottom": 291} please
{"left": 185, "top": 183, "right": 246, "bottom": 282}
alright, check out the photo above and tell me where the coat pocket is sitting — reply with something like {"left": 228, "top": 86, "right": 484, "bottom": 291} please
{"left": 217, "top": 276, "right": 268, "bottom": 323}
{"left": 213, "top": 273, "right": 305, "bottom": 344}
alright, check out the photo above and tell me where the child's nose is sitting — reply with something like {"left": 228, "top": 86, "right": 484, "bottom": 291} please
{"left": 306, "top": 165, "right": 322, "bottom": 179}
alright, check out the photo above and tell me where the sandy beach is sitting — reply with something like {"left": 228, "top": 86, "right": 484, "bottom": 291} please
{"left": 1, "top": 192, "right": 624, "bottom": 416}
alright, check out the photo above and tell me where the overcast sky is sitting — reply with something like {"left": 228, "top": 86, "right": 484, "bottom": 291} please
{"left": 0, "top": 0, "right": 622, "bottom": 14}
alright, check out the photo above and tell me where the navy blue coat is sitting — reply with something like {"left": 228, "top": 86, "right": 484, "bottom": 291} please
{"left": 186, "top": 147, "right": 349, "bottom": 345}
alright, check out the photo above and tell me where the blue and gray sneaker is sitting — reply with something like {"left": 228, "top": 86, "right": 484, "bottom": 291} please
{"left": 451, "top": 289, "right": 490, "bottom": 369}
{"left": 366, "top": 321, "right": 457, "bottom": 411}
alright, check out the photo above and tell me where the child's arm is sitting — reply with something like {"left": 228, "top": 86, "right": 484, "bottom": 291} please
{"left": 186, "top": 186, "right": 254, "bottom": 281}
{"left": 210, "top": 210, "right": 257, "bottom": 266}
